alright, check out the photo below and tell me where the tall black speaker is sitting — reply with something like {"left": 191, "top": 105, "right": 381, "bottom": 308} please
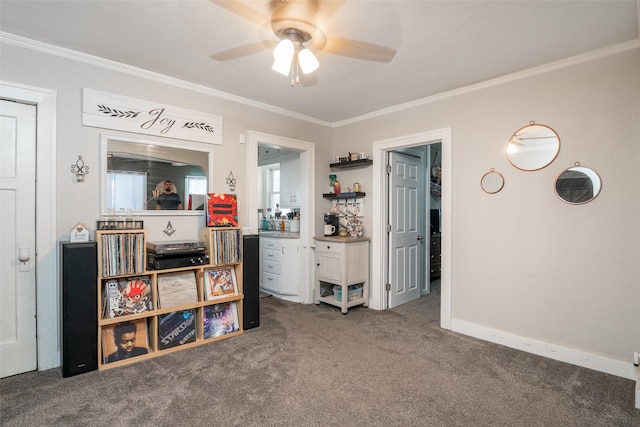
{"left": 242, "top": 235, "right": 260, "bottom": 330}
{"left": 60, "top": 242, "right": 98, "bottom": 377}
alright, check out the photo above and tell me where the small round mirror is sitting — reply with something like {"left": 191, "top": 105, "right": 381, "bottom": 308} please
{"left": 555, "top": 162, "right": 601, "bottom": 204}
{"left": 507, "top": 122, "right": 560, "bottom": 171}
{"left": 480, "top": 168, "right": 504, "bottom": 194}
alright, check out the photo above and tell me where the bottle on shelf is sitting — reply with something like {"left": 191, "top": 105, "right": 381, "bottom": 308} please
{"left": 329, "top": 174, "right": 337, "bottom": 193}
{"left": 334, "top": 180, "right": 341, "bottom": 194}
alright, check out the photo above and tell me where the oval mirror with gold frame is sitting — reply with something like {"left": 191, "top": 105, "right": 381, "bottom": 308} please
{"left": 555, "top": 162, "right": 601, "bottom": 204}
{"left": 480, "top": 168, "right": 505, "bottom": 194}
{"left": 507, "top": 122, "right": 560, "bottom": 171}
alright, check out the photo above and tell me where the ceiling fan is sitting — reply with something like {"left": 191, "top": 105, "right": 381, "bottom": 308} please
{"left": 210, "top": 0, "right": 396, "bottom": 86}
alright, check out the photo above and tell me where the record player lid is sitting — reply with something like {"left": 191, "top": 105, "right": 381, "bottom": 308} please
{"left": 146, "top": 240, "right": 207, "bottom": 254}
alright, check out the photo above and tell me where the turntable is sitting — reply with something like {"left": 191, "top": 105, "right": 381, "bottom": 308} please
{"left": 146, "top": 241, "right": 209, "bottom": 270}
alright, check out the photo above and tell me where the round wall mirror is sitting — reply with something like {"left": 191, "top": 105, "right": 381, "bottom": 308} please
{"left": 555, "top": 162, "right": 601, "bottom": 204}
{"left": 507, "top": 122, "right": 560, "bottom": 171}
{"left": 480, "top": 168, "right": 505, "bottom": 194}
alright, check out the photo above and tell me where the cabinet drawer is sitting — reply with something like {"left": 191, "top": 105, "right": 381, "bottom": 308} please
{"left": 262, "top": 259, "right": 280, "bottom": 275}
{"left": 430, "top": 263, "right": 441, "bottom": 278}
{"left": 316, "top": 242, "right": 345, "bottom": 255}
{"left": 261, "top": 238, "right": 280, "bottom": 250}
{"left": 262, "top": 271, "right": 280, "bottom": 292}
{"left": 262, "top": 248, "right": 280, "bottom": 262}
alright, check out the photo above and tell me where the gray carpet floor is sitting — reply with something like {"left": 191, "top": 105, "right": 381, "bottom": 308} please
{"left": 2, "top": 286, "right": 639, "bottom": 426}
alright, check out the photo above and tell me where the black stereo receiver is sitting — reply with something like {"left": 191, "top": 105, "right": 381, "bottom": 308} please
{"left": 146, "top": 241, "right": 209, "bottom": 270}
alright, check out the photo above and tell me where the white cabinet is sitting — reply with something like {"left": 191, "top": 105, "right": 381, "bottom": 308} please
{"left": 314, "top": 237, "right": 369, "bottom": 314}
{"left": 279, "top": 154, "right": 300, "bottom": 208}
{"left": 260, "top": 237, "right": 299, "bottom": 295}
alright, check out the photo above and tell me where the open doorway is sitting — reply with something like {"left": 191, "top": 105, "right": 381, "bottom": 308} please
{"left": 246, "top": 131, "right": 316, "bottom": 304}
{"left": 385, "top": 143, "right": 441, "bottom": 309}
{"left": 371, "top": 128, "right": 452, "bottom": 329}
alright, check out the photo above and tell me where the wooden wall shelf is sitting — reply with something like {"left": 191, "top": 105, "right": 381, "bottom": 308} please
{"left": 322, "top": 192, "right": 366, "bottom": 200}
{"left": 329, "top": 159, "right": 372, "bottom": 169}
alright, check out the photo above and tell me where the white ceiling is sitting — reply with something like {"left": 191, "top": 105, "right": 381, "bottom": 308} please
{"left": 1, "top": 0, "right": 638, "bottom": 124}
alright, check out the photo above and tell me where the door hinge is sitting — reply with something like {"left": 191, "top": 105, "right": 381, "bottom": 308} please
{"left": 385, "top": 283, "right": 391, "bottom": 291}
{"left": 386, "top": 224, "right": 391, "bottom": 233}
{"left": 386, "top": 164, "right": 391, "bottom": 174}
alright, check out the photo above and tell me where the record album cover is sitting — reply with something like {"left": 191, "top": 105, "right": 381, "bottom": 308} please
{"left": 157, "top": 271, "right": 198, "bottom": 309}
{"left": 158, "top": 310, "right": 196, "bottom": 350}
{"left": 204, "top": 267, "right": 238, "bottom": 300}
{"left": 203, "top": 302, "right": 240, "bottom": 339}
{"left": 102, "top": 319, "right": 149, "bottom": 364}
{"left": 103, "top": 276, "right": 153, "bottom": 318}
{"left": 206, "top": 193, "right": 238, "bottom": 227}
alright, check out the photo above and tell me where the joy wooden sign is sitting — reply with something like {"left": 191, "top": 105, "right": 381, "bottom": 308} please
{"left": 82, "top": 88, "right": 223, "bottom": 145}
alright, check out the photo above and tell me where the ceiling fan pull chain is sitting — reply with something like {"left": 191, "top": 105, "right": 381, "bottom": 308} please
{"left": 290, "top": 56, "right": 295, "bottom": 86}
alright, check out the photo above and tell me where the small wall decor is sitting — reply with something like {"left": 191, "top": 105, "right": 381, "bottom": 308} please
{"left": 71, "top": 155, "right": 89, "bottom": 181}
{"left": 507, "top": 121, "right": 560, "bottom": 171}
{"left": 226, "top": 171, "right": 237, "bottom": 192}
{"left": 163, "top": 221, "right": 177, "bottom": 237}
{"left": 480, "top": 168, "right": 505, "bottom": 194}
{"left": 555, "top": 162, "right": 602, "bottom": 205}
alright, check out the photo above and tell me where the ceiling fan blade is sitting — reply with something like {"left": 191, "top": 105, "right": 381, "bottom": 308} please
{"left": 322, "top": 37, "right": 396, "bottom": 63}
{"left": 210, "top": 0, "right": 268, "bottom": 26}
{"left": 210, "top": 41, "right": 275, "bottom": 61}
{"left": 321, "top": 0, "right": 344, "bottom": 16}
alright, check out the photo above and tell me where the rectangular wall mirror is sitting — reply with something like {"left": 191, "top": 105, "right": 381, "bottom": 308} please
{"left": 100, "top": 134, "right": 213, "bottom": 215}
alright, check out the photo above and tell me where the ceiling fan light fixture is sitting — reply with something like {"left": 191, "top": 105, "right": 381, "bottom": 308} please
{"left": 272, "top": 39, "right": 294, "bottom": 75}
{"left": 272, "top": 57, "right": 292, "bottom": 75}
{"left": 298, "top": 48, "right": 319, "bottom": 74}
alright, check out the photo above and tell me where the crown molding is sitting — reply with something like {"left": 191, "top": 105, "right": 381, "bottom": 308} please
{"left": 332, "top": 39, "right": 640, "bottom": 128}
{"left": 0, "top": 32, "right": 331, "bottom": 127}
{"left": 2, "top": 31, "right": 637, "bottom": 129}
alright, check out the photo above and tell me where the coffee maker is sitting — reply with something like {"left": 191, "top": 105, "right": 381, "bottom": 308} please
{"left": 323, "top": 213, "right": 339, "bottom": 236}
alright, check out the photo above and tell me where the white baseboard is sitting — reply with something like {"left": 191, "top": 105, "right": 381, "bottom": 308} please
{"left": 635, "top": 366, "right": 639, "bottom": 409}
{"left": 451, "top": 319, "right": 636, "bottom": 381}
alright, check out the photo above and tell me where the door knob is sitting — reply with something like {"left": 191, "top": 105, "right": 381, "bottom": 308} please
{"left": 19, "top": 248, "right": 30, "bottom": 262}
{"left": 417, "top": 235, "right": 424, "bottom": 241}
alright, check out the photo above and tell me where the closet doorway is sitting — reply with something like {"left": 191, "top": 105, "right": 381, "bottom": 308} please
{"left": 0, "top": 82, "right": 57, "bottom": 371}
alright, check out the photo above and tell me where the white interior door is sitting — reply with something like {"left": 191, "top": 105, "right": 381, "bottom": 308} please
{"left": 388, "top": 151, "right": 423, "bottom": 308}
{"left": 0, "top": 99, "right": 37, "bottom": 378}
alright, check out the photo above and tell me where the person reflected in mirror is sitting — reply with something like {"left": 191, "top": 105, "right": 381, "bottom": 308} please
{"left": 105, "top": 322, "right": 148, "bottom": 363}
{"left": 156, "top": 180, "right": 183, "bottom": 210}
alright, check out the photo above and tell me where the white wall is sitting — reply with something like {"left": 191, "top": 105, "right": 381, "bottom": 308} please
{"left": 332, "top": 48, "right": 640, "bottom": 377}
{"left": 0, "top": 40, "right": 332, "bottom": 369}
